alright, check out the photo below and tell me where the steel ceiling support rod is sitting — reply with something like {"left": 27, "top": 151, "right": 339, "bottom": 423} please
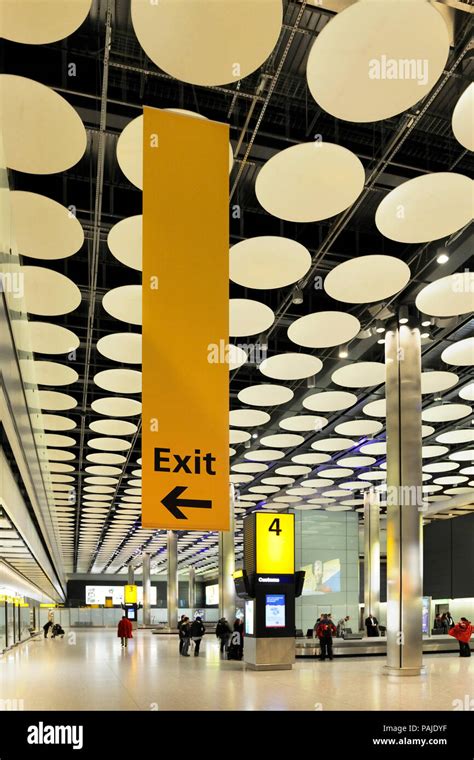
{"left": 74, "top": 0, "right": 113, "bottom": 572}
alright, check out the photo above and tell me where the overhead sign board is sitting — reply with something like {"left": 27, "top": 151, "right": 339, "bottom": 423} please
{"left": 142, "top": 107, "right": 229, "bottom": 531}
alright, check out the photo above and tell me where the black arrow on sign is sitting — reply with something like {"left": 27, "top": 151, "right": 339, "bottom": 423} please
{"left": 161, "top": 485, "right": 212, "bottom": 520}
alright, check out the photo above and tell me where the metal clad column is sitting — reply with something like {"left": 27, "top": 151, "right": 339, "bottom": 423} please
{"left": 218, "top": 489, "right": 235, "bottom": 621}
{"left": 127, "top": 565, "right": 134, "bottom": 585}
{"left": 363, "top": 488, "right": 380, "bottom": 624}
{"left": 188, "top": 567, "right": 195, "bottom": 611}
{"left": 167, "top": 531, "right": 178, "bottom": 630}
{"left": 142, "top": 552, "right": 151, "bottom": 626}
{"left": 385, "top": 320, "right": 425, "bottom": 676}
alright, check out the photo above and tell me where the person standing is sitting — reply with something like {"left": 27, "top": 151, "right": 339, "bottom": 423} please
{"left": 216, "top": 617, "right": 231, "bottom": 654}
{"left": 177, "top": 614, "right": 186, "bottom": 654}
{"left": 337, "top": 616, "right": 350, "bottom": 638}
{"left": 180, "top": 617, "right": 191, "bottom": 657}
{"left": 117, "top": 615, "right": 133, "bottom": 648}
{"left": 446, "top": 611, "right": 455, "bottom": 629}
{"left": 316, "top": 614, "right": 336, "bottom": 661}
{"left": 449, "top": 617, "right": 473, "bottom": 657}
{"left": 365, "top": 613, "right": 379, "bottom": 637}
{"left": 190, "top": 616, "right": 205, "bottom": 657}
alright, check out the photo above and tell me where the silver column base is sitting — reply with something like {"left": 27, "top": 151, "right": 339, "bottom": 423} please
{"left": 383, "top": 665, "right": 427, "bottom": 677}
{"left": 244, "top": 637, "right": 295, "bottom": 671}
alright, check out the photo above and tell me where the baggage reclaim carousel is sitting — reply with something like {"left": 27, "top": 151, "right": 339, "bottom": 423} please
{"left": 296, "top": 635, "right": 460, "bottom": 658}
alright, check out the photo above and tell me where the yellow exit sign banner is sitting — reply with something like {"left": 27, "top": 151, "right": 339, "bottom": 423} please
{"left": 256, "top": 512, "right": 295, "bottom": 575}
{"left": 142, "top": 108, "right": 229, "bottom": 531}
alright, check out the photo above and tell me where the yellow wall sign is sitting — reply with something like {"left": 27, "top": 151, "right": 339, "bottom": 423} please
{"left": 256, "top": 512, "right": 295, "bottom": 575}
{"left": 124, "top": 585, "right": 137, "bottom": 605}
{"left": 142, "top": 108, "right": 229, "bottom": 531}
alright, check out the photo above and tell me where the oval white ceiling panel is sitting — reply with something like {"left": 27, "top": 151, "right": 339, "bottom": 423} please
{"left": 259, "top": 352, "right": 322, "bottom": 381}
{"left": 22, "top": 266, "right": 81, "bottom": 316}
{"left": 0, "top": 75, "right": 87, "bottom": 174}
{"left": 229, "top": 429, "right": 251, "bottom": 445}
{"left": 275, "top": 465, "right": 311, "bottom": 477}
{"left": 238, "top": 384, "right": 293, "bottom": 407}
{"left": 363, "top": 399, "right": 386, "bottom": 418}
{"left": 303, "top": 390, "right": 357, "bottom": 413}
{"left": 311, "top": 437, "right": 355, "bottom": 452}
{"left": 94, "top": 369, "right": 142, "bottom": 394}
{"left": 324, "top": 255, "right": 410, "bottom": 304}
{"left": 2, "top": 0, "right": 92, "bottom": 44}
{"left": 86, "top": 452, "right": 127, "bottom": 466}
{"left": 256, "top": 142, "right": 364, "bottom": 223}
{"left": 44, "top": 433, "right": 75, "bottom": 448}
{"left": 280, "top": 415, "right": 327, "bottom": 432}
{"left": 306, "top": 1, "right": 449, "bottom": 123}
{"left": 331, "top": 362, "right": 385, "bottom": 388}
{"left": 260, "top": 433, "right": 304, "bottom": 448}
{"left": 89, "top": 419, "right": 138, "bottom": 437}
{"left": 102, "top": 286, "right": 142, "bottom": 326}
{"left": 229, "top": 299, "right": 274, "bottom": 337}
{"left": 229, "top": 409, "right": 270, "bottom": 427}
{"left": 88, "top": 437, "right": 131, "bottom": 452}
{"left": 84, "top": 476, "right": 119, "bottom": 487}
{"left": 91, "top": 397, "right": 142, "bottom": 417}
{"left": 47, "top": 449, "right": 75, "bottom": 461}
{"left": 41, "top": 414, "right": 76, "bottom": 432}
{"left": 422, "top": 445, "right": 449, "bottom": 459}
{"left": 231, "top": 463, "right": 268, "bottom": 474}
{"left": 421, "top": 370, "right": 459, "bottom": 395}
{"left": 459, "top": 382, "right": 474, "bottom": 402}
{"left": 360, "top": 441, "right": 386, "bottom": 457}
{"left": 85, "top": 465, "right": 122, "bottom": 476}
{"left": 422, "top": 403, "right": 471, "bottom": 423}
{"left": 262, "top": 476, "right": 295, "bottom": 486}
{"left": 335, "top": 419, "right": 383, "bottom": 436}
{"left": 131, "top": 0, "right": 282, "bottom": 87}
{"left": 338, "top": 456, "right": 376, "bottom": 468}
{"left": 449, "top": 450, "right": 474, "bottom": 463}
{"left": 96, "top": 333, "right": 142, "bottom": 365}
{"left": 227, "top": 345, "right": 248, "bottom": 371}
{"left": 452, "top": 83, "right": 474, "bottom": 152}
{"left": 107, "top": 215, "right": 142, "bottom": 271}
{"left": 11, "top": 191, "right": 84, "bottom": 261}
{"left": 244, "top": 449, "right": 285, "bottom": 462}
{"left": 249, "top": 486, "right": 279, "bottom": 494}
{"left": 436, "top": 429, "right": 474, "bottom": 446}
{"left": 316, "top": 469, "right": 353, "bottom": 480}
{"left": 16, "top": 321, "right": 79, "bottom": 356}
{"left": 26, "top": 360, "right": 78, "bottom": 387}
{"left": 288, "top": 311, "right": 360, "bottom": 349}
{"left": 375, "top": 173, "right": 473, "bottom": 244}
{"left": 230, "top": 236, "right": 311, "bottom": 289}
{"left": 291, "top": 452, "right": 331, "bottom": 466}
{"left": 423, "top": 461, "right": 459, "bottom": 473}
{"left": 37, "top": 390, "right": 77, "bottom": 411}
{"left": 422, "top": 425, "right": 435, "bottom": 438}
{"left": 442, "top": 338, "right": 474, "bottom": 367}
{"left": 416, "top": 273, "right": 474, "bottom": 318}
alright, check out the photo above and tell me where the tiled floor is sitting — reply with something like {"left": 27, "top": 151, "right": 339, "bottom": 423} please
{"left": 0, "top": 630, "right": 472, "bottom": 711}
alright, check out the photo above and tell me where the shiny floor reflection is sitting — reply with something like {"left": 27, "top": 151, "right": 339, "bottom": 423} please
{"left": 0, "top": 631, "right": 472, "bottom": 711}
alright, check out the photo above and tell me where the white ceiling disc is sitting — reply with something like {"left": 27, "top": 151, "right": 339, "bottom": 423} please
{"left": 228, "top": 345, "right": 248, "bottom": 371}
{"left": 452, "top": 83, "right": 474, "bottom": 151}
{"left": 375, "top": 173, "right": 473, "bottom": 244}
{"left": 322, "top": 489, "right": 352, "bottom": 499}
{"left": 91, "top": 397, "right": 142, "bottom": 417}
{"left": 260, "top": 433, "right": 304, "bottom": 448}
{"left": 442, "top": 338, "right": 474, "bottom": 367}
{"left": 341, "top": 481, "right": 371, "bottom": 491}
{"left": 231, "top": 463, "right": 268, "bottom": 474}
{"left": 338, "top": 455, "right": 376, "bottom": 468}
{"left": 358, "top": 471, "right": 385, "bottom": 482}
{"left": 229, "top": 429, "right": 251, "bottom": 445}
{"left": 244, "top": 449, "right": 285, "bottom": 462}
{"left": 259, "top": 352, "right": 322, "bottom": 381}
{"left": 22, "top": 266, "right": 81, "bottom": 316}
{"left": 131, "top": 0, "right": 282, "bottom": 87}
{"left": 37, "top": 390, "right": 77, "bottom": 411}
{"left": 231, "top": 481, "right": 257, "bottom": 489}
{"left": 416, "top": 273, "right": 474, "bottom": 318}
{"left": 324, "top": 255, "right": 410, "bottom": 304}
{"left": 363, "top": 399, "right": 386, "bottom": 418}
{"left": 230, "top": 236, "right": 311, "bottom": 289}
{"left": 449, "top": 450, "right": 474, "bottom": 463}
{"left": 22, "top": 360, "right": 78, "bottom": 387}
{"left": 422, "top": 403, "right": 471, "bottom": 423}
{"left": 335, "top": 419, "right": 383, "bottom": 436}
{"left": 256, "top": 142, "right": 364, "bottom": 223}
{"left": 15, "top": 321, "right": 79, "bottom": 356}
{"left": 85, "top": 476, "right": 119, "bottom": 487}
{"left": 423, "top": 461, "right": 459, "bottom": 474}
{"left": 311, "top": 437, "right": 355, "bottom": 452}
{"left": 85, "top": 465, "right": 122, "bottom": 476}
{"left": 41, "top": 414, "right": 76, "bottom": 432}
{"left": 1, "top": 0, "right": 91, "bottom": 43}
{"left": 332, "top": 362, "right": 385, "bottom": 388}
{"left": 286, "top": 487, "right": 317, "bottom": 497}
{"left": 89, "top": 419, "right": 137, "bottom": 437}
{"left": 279, "top": 415, "right": 328, "bottom": 433}
{"left": 303, "top": 390, "right": 357, "bottom": 413}
{"left": 88, "top": 437, "right": 131, "bottom": 452}
{"left": 94, "top": 369, "right": 142, "bottom": 394}
{"left": 326, "top": 505, "right": 352, "bottom": 512}
{"left": 96, "top": 333, "right": 142, "bottom": 365}
{"left": 11, "top": 191, "right": 84, "bottom": 261}
{"left": 274, "top": 496, "right": 301, "bottom": 504}
{"left": 288, "top": 311, "right": 360, "bottom": 349}
{"left": 316, "top": 469, "right": 353, "bottom": 480}
{"left": 0, "top": 75, "right": 87, "bottom": 174}
{"left": 229, "top": 409, "right": 270, "bottom": 427}
{"left": 249, "top": 486, "right": 279, "bottom": 494}
{"left": 459, "top": 382, "right": 474, "bottom": 402}
{"left": 422, "top": 425, "right": 435, "bottom": 438}
{"left": 291, "top": 452, "right": 330, "bottom": 466}
{"left": 360, "top": 442, "right": 386, "bottom": 456}
{"left": 434, "top": 476, "right": 468, "bottom": 486}
{"left": 50, "top": 475, "right": 74, "bottom": 484}
{"left": 275, "top": 465, "right": 311, "bottom": 477}
{"left": 238, "top": 384, "right": 293, "bottom": 407}
{"left": 44, "top": 433, "right": 75, "bottom": 448}
{"left": 460, "top": 466, "right": 474, "bottom": 476}
{"left": 422, "top": 445, "right": 449, "bottom": 459}
{"left": 83, "top": 485, "right": 115, "bottom": 495}
{"left": 306, "top": 497, "right": 333, "bottom": 505}
{"left": 107, "top": 215, "right": 142, "bottom": 271}
{"left": 306, "top": 1, "right": 449, "bottom": 123}
{"left": 262, "top": 476, "right": 295, "bottom": 486}
{"left": 47, "top": 449, "right": 75, "bottom": 462}
{"left": 436, "top": 430, "right": 473, "bottom": 445}
{"left": 421, "top": 370, "right": 459, "bottom": 395}
{"left": 102, "top": 286, "right": 142, "bottom": 326}
{"left": 340, "top": 499, "right": 364, "bottom": 507}
{"left": 229, "top": 299, "right": 274, "bottom": 337}
{"left": 444, "top": 486, "right": 474, "bottom": 494}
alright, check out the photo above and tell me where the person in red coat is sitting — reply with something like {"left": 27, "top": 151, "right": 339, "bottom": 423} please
{"left": 117, "top": 615, "right": 133, "bottom": 648}
{"left": 448, "top": 617, "right": 473, "bottom": 657}
{"left": 316, "top": 614, "right": 337, "bottom": 661}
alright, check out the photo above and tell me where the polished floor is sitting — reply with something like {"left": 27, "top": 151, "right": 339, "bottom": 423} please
{"left": 1, "top": 630, "right": 472, "bottom": 711}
